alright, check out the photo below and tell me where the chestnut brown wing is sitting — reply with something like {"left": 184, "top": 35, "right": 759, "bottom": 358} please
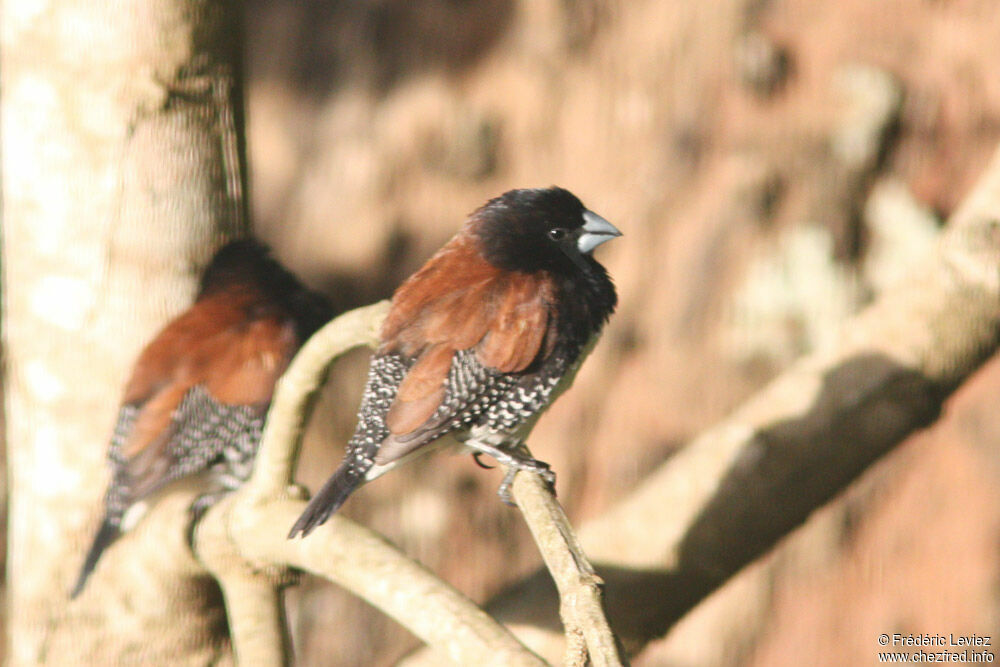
{"left": 376, "top": 236, "right": 555, "bottom": 463}
{"left": 117, "top": 297, "right": 296, "bottom": 499}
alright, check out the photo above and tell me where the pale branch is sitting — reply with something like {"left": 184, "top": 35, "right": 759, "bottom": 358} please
{"left": 473, "top": 144, "right": 1000, "bottom": 658}
{"left": 217, "top": 576, "right": 290, "bottom": 667}
{"left": 197, "top": 495, "right": 545, "bottom": 667}
{"left": 196, "top": 492, "right": 293, "bottom": 667}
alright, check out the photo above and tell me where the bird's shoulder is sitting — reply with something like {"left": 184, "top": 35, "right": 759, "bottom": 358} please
{"left": 122, "top": 289, "right": 295, "bottom": 405}
{"left": 380, "top": 233, "right": 558, "bottom": 366}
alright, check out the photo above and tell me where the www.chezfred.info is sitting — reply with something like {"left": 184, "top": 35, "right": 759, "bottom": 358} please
{"left": 877, "top": 633, "right": 994, "bottom": 663}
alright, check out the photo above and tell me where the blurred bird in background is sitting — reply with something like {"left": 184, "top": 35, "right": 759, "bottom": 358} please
{"left": 289, "top": 186, "right": 621, "bottom": 538}
{"left": 72, "top": 239, "right": 332, "bottom": 597}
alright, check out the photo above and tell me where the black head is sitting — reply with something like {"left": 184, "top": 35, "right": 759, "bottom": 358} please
{"left": 199, "top": 239, "right": 334, "bottom": 340}
{"left": 471, "top": 187, "right": 622, "bottom": 275}
{"left": 198, "top": 239, "right": 275, "bottom": 297}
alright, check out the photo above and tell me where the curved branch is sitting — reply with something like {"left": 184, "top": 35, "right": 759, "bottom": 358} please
{"left": 195, "top": 487, "right": 293, "bottom": 667}
{"left": 245, "top": 300, "right": 390, "bottom": 502}
{"left": 206, "top": 298, "right": 545, "bottom": 664}
{"left": 196, "top": 495, "right": 545, "bottom": 666}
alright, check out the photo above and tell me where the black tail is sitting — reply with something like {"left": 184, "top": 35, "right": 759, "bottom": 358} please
{"left": 71, "top": 519, "right": 121, "bottom": 598}
{"left": 288, "top": 463, "right": 364, "bottom": 538}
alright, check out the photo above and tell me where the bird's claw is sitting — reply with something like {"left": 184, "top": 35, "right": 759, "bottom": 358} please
{"left": 497, "top": 469, "right": 518, "bottom": 506}
{"left": 496, "top": 457, "right": 556, "bottom": 507}
{"left": 472, "top": 452, "right": 495, "bottom": 469}
{"left": 465, "top": 437, "right": 557, "bottom": 505}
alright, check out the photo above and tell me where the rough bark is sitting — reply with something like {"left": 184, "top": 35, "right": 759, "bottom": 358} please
{"left": 1, "top": 0, "right": 246, "bottom": 662}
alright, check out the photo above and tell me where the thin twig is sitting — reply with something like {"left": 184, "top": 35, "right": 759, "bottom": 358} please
{"left": 511, "top": 471, "right": 625, "bottom": 666}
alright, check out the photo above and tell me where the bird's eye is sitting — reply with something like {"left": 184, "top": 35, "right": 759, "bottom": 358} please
{"left": 548, "top": 227, "right": 568, "bottom": 241}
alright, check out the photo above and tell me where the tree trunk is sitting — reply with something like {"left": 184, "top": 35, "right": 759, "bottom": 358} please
{"left": 1, "top": 0, "right": 247, "bottom": 662}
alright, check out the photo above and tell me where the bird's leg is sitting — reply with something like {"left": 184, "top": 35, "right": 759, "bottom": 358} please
{"left": 465, "top": 438, "right": 556, "bottom": 506}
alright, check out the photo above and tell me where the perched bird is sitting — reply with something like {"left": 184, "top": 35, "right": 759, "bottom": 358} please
{"left": 289, "top": 186, "right": 620, "bottom": 538}
{"left": 72, "top": 240, "right": 332, "bottom": 597}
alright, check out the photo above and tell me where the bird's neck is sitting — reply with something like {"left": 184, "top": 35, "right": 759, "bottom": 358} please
{"left": 552, "top": 263, "right": 617, "bottom": 352}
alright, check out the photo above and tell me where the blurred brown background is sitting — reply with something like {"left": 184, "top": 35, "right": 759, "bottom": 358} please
{"left": 239, "top": 1, "right": 1000, "bottom": 664}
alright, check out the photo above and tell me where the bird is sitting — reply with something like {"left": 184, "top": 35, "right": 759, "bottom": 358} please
{"left": 72, "top": 239, "right": 333, "bottom": 597}
{"left": 289, "top": 186, "right": 620, "bottom": 538}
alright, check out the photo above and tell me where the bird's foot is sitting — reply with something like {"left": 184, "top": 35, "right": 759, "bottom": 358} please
{"left": 465, "top": 438, "right": 556, "bottom": 506}
{"left": 496, "top": 456, "right": 556, "bottom": 506}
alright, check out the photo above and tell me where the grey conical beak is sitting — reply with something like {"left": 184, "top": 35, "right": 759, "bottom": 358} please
{"left": 578, "top": 210, "right": 623, "bottom": 254}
